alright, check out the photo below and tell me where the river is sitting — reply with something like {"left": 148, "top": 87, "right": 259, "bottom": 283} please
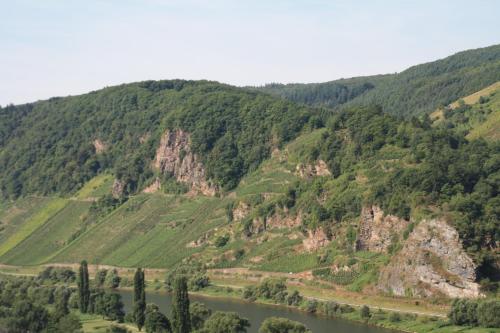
{"left": 119, "top": 290, "right": 395, "bottom": 333}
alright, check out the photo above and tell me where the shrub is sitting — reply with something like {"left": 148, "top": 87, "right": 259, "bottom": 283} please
{"left": 214, "top": 234, "right": 230, "bottom": 248}
{"left": 303, "top": 300, "right": 318, "bottom": 313}
{"left": 286, "top": 290, "right": 303, "bottom": 307}
{"left": 389, "top": 312, "right": 401, "bottom": 322}
{"left": 360, "top": 305, "right": 370, "bottom": 319}
{"left": 477, "top": 300, "right": 500, "bottom": 328}
{"left": 259, "top": 317, "right": 311, "bottom": 333}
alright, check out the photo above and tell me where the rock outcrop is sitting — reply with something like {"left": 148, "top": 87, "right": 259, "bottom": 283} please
{"left": 266, "top": 213, "right": 302, "bottom": 230}
{"left": 244, "top": 218, "right": 266, "bottom": 237}
{"left": 356, "top": 206, "right": 410, "bottom": 253}
{"left": 112, "top": 179, "right": 125, "bottom": 198}
{"left": 153, "top": 129, "right": 217, "bottom": 196}
{"left": 296, "top": 160, "right": 331, "bottom": 179}
{"left": 232, "top": 202, "right": 251, "bottom": 222}
{"left": 303, "top": 228, "right": 330, "bottom": 251}
{"left": 378, "top": 218, "right": 481, "bottom": 298}
{"left": 93, "top": 139, "right": 107, "bottom": 154}
{"left": 143, "top": 177, "right": 161, "bottom": 193}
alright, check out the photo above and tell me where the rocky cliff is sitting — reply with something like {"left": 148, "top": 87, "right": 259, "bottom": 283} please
{"left": 378, "top": 218, "right": 481, "bottom": 298}
{"left": 356, "top": 206, "right": 410, "bottom": 253}
{"left": 295, "top": 160, "right": 331, "bottom": 179}
{"left": 153, "top": 129, "right": 217, "bottom": 196}
{"left": 303, "top": 228, "right": 330, "bottom": 251}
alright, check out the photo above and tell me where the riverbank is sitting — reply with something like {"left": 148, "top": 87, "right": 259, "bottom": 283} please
{"left": 0, "top": 264, "right": 496, "bottom": 333}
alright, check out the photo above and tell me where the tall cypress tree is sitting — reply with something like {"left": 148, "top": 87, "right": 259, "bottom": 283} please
{"left": 134, "top": 268, "right": 146, "bottom": 331}
{"left": 78, "top": 260, "right": 90, "bottom": 313}
{"left": 171, "top": 276, "right": 191, "bottom": 333}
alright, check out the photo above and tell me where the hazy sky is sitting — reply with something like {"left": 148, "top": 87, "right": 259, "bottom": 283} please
{"left": 1, "top": 0, "right": 499, "bottom": 105}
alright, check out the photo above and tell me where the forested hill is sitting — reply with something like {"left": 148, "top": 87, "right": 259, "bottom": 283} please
{"left": 0, "top": 80, "right": 317, "bottom": 199}
{"left": 256, "top": 44, "right": 500, "bottom": 117}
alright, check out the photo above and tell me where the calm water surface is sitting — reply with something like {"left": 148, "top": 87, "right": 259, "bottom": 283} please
{"left": 119, "top": 290, "right": 395, "bottom": 333}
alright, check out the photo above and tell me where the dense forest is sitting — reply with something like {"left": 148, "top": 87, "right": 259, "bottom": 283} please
{"left": 257, "top": 44, "right": 500, "bottom": 117}
{"left": 0, "top": 80, "right": 316, "bottom": 198}
{"left": 261, "top": 105, "right": 499, "bottom": 277}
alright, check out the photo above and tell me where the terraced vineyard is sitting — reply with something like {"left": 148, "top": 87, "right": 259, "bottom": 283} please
{"left": 0, "top": 134, "right": 304, "bottom": 269}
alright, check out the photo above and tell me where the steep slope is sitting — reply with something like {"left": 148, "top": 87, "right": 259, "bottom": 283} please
{"left": 432, "top": 81, "right": 500, "bottom": 141}
{"left": 258, "top": 44, "right": 500, "bottom": 117}
{"left": 0, "top": 80, "right": 316, "bottom": 199}
{"left": 1, "top": 48, "right": 499, "bottom": 300}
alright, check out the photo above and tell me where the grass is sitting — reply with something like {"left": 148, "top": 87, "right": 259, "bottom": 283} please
{"left": 78, "top": 312, "right": 139, "bottom": 333}
{"left": 0, "top": 197, "right": 68, "bottom": 258}
{"left": 449, "top": 81, "right": 500, "bottom": 108}
{"left": 50, "top": 193, "right": 230, "bottom": 268}
{"left": 0, "top": 200, "right": 92, "bottom": 265}
{"left": 256, "top": 252, "right": 319, "bottom": 273}
{"left": 0, "top": 196, "right": 54, "bottom": 244}
{"left": 431, "top": 81, "right": 500, "bottom": 141}
{"left": 76, "top": 173, "right": 114, "bottom": 199}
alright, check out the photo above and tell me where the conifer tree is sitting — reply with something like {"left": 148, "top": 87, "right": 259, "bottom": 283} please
{"left": 171, "top": 276, "right": 191, "bottom": 333}
{"left": 78, "top": 260, "right": 90, "bottom": 313}
{"left": 134, "top": 268, "right": 146, "bottom": 331}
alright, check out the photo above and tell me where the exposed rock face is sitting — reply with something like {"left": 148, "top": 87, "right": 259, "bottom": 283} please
{"left": 378, "top": 218, "right": 481, "bottom": 298}
{"left": 139, "top": 133, "right": 151, "bottom": 144}
{"left": 93, "top": 139, "right": 107, "bottom": 154}
{"left": 187, "top": 233, "right": 210, "bottom": 248}
{"left": 153, "top": 129, "right": 217, "bottom": 196}
{"left": 303, "top": 228, "right": 330, "bottom": 251}
{"left": 244, "top": 218, "right": 266, "bottom": 237}
{"left": 112, "top": 179, "right": 125, "bottom": 198}
{"left": 143, "top": 177, "right": 161, "bottom": 193}
{"left": 296, "top": 160, "right": 331, "bottom": 179}
{"left": 266, "top": 213, "right": 302, "bottom": 230}
{"left": 356, "top": 206, "right": 410, "bottom": 253}
{"left": 232, "top": 202, "right": 251, "bottom": 222}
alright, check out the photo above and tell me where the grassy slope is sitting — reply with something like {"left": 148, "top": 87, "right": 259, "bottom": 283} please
{"left": 0, "top": 200, "right": 92, "bottom": 265}
{"left": 0, "top": 130, "right": 300, "bottom": 268}
{"left": 432, "top": 81, "right": 500, "bottom": 140}
{"left": 75, "top": 173, "right": 114, "bottom": 199}
{"left": 467, "top": 86, "right": 500, "bottom": 140}
{"left": 0, "top": 197, "right": 67, "bottom": 257}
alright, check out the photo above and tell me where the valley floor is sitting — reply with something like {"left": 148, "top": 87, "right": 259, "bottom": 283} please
{"left": 1, "top": 263, "right": 497, "bottom": 332}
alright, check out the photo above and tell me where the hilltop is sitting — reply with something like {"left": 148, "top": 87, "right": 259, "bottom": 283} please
{"left": 256, "top": 44, "right": 500, "bottom": 117}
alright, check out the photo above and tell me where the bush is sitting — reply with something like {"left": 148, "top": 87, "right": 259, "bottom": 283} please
{"left": 214, "top": 234, "right": 230, "bottom": 248}
{"left": 319, "top": 301, "right": 340, "bottom": 317}
{"left": 389, "top": 312, "right": 401, "bottom": 322}
{"left": 165, "top": 263, "right": 209, "bottom": 291}
{"left": 477, "top": 300, "right": 500, "bottom": 328}
{"left": 340, "top": 304, "right": 354, "bottom": 313}
{"left": 286, "top": 290, "right": 303, "bottom": 307}
{"left": 106, "top": 325, "right": 129, "bottom": 333}
{"left": 360, "top": 305, "right": 370, "bottom": 319}
{"left": 302, "top": 300, "right": 318, "bottom": 313}
{"left": 259, "top": 317, "right": 311, "bottom": 333}
{"left": 449, "top": 299, "right": 478, "bottom": 326}
{"left": 105, "top": 269, "right": 121, "bottom": 289}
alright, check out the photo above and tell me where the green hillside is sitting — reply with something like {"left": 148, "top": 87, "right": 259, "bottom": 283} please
{"left": 433, "top": 82, "right": 500, "bottom": 141}
{"left": 0, "top": 139, "right": 300, "bottom": 268}
{"left": 0, "top": 45, "right": 499, "bottom": 300}
{"left": 258, "top": 44, "right": 500, "bottom": 117}
{"left": 0, "top": 80, "right": 316, "bottom": 199}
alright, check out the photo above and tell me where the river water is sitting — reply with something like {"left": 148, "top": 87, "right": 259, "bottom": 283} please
{"left": 119, "top": 290, "right": 395, "bottom": 333}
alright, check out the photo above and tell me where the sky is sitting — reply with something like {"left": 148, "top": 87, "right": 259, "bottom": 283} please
{"left": 1, "top": 0, "right": 499, "bottom": 106}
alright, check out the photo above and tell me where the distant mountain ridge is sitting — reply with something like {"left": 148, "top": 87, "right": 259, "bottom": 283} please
{"left": 256, "top": 44, "right": 500, "bottom": 117}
